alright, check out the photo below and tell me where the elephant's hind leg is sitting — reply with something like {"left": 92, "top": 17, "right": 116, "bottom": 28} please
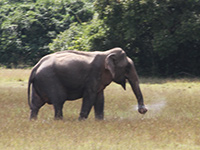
{"left": 30, "top": 88, "right": 45, "bottom": 120}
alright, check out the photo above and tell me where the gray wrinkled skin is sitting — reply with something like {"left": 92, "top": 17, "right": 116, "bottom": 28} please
{"left": 28, "top": 48, "right": 147, "bottom": 120}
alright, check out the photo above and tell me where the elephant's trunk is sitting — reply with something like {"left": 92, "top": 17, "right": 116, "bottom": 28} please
{"left": 126, "top": 59, "right": 147, "bottom": 114}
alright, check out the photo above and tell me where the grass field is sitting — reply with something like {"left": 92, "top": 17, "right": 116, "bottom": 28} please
{"left": 0, "top": 69, "right": 200, "bottom": 150}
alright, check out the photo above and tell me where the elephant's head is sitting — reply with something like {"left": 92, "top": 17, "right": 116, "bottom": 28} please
{"left": 105, "top": 48, "right": 147, "bottom": 114}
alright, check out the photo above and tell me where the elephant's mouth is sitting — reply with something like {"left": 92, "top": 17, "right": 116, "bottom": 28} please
{"left": 114, "top": 77, "right": 126, "bottom": 90}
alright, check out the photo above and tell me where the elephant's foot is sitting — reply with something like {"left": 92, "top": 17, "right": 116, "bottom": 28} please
{"left": 54, "top": 116, "right": 63, "bottom": 120}
{"left": 95, "top": 114, "right": 104, "bottom": 120}
{"left": 78, "top": 116, "right": 87, "bottom": 121}
{"left": 30, "top": 109, "right": 39, "bottom": 120}
{"left": 138, "top": 105, "right": 148, "bottom": 114}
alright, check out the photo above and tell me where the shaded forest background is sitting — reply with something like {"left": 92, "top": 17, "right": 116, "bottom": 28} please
{"left": 0, "top": 0, "right": 200, "bottom": 77}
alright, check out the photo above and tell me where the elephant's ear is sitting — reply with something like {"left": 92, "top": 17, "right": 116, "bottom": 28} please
{"left": 105, "top": 53, "right": 115, "bottom": 78}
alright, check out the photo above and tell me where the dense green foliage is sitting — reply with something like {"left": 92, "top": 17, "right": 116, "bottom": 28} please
{"left": 0, "top": 0, "right": 200, "bottom": 76}
{"left": 94, "top": 0, "right": 200, "bottom": 76}
{"left": 0, "top": 0, "right": 93, "bottom": 67}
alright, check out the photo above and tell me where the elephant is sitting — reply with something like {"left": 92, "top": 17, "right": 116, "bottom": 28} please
{"left": 28, "top": 47, "right": 147, "bottom": 120}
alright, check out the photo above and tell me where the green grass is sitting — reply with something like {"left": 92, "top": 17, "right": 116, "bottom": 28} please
{"left": 0, "top": 69, "right": 200, "bottom": 150}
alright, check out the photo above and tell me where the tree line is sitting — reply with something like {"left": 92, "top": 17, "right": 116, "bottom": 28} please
{"left": 0, "top": 0, "right": 200, "bottom": 77}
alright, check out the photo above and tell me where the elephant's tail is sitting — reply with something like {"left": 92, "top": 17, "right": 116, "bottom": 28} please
{"left": 28, "top": 64, "right": 39, "bottom": 109}
{"left": 28, "top": 55, "right": 50, "bottom": 109}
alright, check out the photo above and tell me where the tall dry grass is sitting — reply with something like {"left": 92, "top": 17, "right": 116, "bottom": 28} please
{"left": 0, "top": 69, "right": 200, "bottom": 150}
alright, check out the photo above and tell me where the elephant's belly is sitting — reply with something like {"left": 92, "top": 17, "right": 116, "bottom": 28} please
{"left": 66, "top": 90, "right": 84, "bottom": 100}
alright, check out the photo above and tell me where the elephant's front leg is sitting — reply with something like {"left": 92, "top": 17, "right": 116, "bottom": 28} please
{"left": 79, "top": 90, "right": 97, "bottom": 121}
{"left": 53, "top": 102, "right": 64, "bottom": 120}
{"left": 94, "top": 91, "right": 104, "bottom": 120}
